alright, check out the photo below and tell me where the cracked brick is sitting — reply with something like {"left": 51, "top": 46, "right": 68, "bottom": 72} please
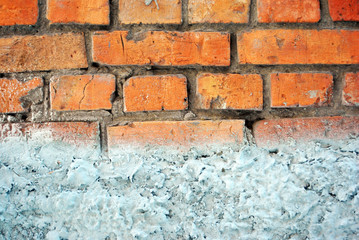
{"left": 50, "top": 74, "right": 115, "bottom": 111}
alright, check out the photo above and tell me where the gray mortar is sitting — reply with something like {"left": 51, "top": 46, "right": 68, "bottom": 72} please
{"left": 0, "top": 0, "right": 358, "bottom": 153}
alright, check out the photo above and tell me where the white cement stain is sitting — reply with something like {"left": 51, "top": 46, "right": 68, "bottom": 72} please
{"left": 0, "top": 134, "right": 358, "bottom": 239}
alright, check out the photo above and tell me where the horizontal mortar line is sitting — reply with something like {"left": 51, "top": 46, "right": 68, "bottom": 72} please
{"left": 1, "top": 23, "right": 359, "bottom": 37}
{"left": 1, "top": 65, "right": 359, "bottom": 79}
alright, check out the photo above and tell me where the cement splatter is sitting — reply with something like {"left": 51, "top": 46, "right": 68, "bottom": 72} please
{"left": 0, "top": 135, "right": 358, "bottom": 239}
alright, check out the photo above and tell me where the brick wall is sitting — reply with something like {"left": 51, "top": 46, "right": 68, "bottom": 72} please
{"left": 0, "top": 0, "right": 358, "bottom": 152}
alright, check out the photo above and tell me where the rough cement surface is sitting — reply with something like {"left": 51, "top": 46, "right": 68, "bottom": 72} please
{"left": 0, "top": 133, "right": 358, "bottom": 239}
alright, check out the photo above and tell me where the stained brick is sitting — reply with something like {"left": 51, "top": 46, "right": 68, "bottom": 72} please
{"left": 253, "top": 116, "right": 359, "bottom": 148}
{"left": 124, "top": 75, "right": 188, "bottom": 112}
{"left": 0, "top": 122, "right": 99, "bottom": 147}
{"left": 50, "top": 74, "right": 115, "bottom": 111}
{"left": 343, "top": 72, "right": 359, "bottom": 106}
{"left": 107, "top": 120, "right": 245, "bottom": 152}
{"left": 257, "top": 0, "right": 320, "bottom": 23}
{"left": 0, "top": 0, "right": 38, "bottom": 26}
{"left": 237, "top": 30, "right": 359, "bottom": 65}
{"left": 47, "top": 0, "right": 109, "bottom": 25}
{"left": 0, "top": 78, "right": 43, "bottom": 113}
{"left": 328, "top": 0, "right": 359, "bottom": 21}
{"left": 92, "top": 31, "right": 230, "bottom": 66}
{"left": 271, "top": 73, "right": 333, "bottom": 107}
{"left": 188, "top": 0, "right": 250, "bottom": 24}
{"left": 196, "top": 73, "right": 263, "bottom": 110}
{"left": 119, "top": 0, "right": 182, "bottom": 24}
{"left": 0, "top": 33, "right": 88, "bottom": 73}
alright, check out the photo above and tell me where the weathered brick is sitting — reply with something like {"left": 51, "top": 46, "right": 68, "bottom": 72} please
{"left": 253, "top": 116, "right": 359, "bottom": 148}
{"left": 0, "top": 78, "right": 43, "bottom": 113}
{"left": 0, "top": 0, "right": 38, "bottom": 26}
{"left": 92, "top": 31, "right": 230, "bottom": 66}
{"left": 0, "top": 122, "right": 99, "bottom": 147}
{"left": 343, "top": 72, "right": 359, "bottom": 106}
{"left": 47, "top": 0, "right": 109, "bottom": 25}
{"left": 0, "top": 33, "right": 87, "bottom": 73}
{"left": 196, "top": 73, "right": 263, "bottom": 110}
{"left": 257, "top": 0, "right": 320, "bottom": 23}
{"left": 188, "top": 0, "right": 250, "bottom": 24}
{"left": 328, "top": 0, "right": 359, "bottom": 21}
{"left": 271, "top": 73, "right": 333, "bottom": 107}
{"left": 108, "top": 120, "right": 245, "bottom": 151}
{"left": 237, "top": 30, "right": 359, "bottom": 65}
{"left": 119, "top": 0, "right": 181, "bottom": 24}
{"left": 124, "top": 75, "right": 188, "bottom": 112}
{"left": 50, "top": 74, "right": 115, "bottom": 111}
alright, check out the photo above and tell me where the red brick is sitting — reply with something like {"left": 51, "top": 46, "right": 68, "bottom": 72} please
{"left": 271, "top": 73, "right": 333, "bottom": 107}
{"left": 188, "top": 0, "right": 250, "bottom": 24}
{"left": 257, "top": 0, "right": 320, "bottom": 23}
{"left": 196, "top": 73, "right": 263, "bottom": 110}
{"left": 92, "top": 31, "right": 230, "bottom": 66}
{"left": 237, "top": 30, "right": 359, "bottom": 65}
{"left": 107, "top": 120, "right": 245, "bottom": 151}
{"left": 47, "top": 0, "right": 109, "bottom": 25}
{"left": 253, "top": 116, "right": 359, "bottom": 148}
{"left": 119, "top": 0, "right": 181, "bottom": 24}
{"left": 50, "top": 74, "right": 115, "bottom": 111}
{"left": 0, "top": 122, "right": 99, "bottom": 147}
{"left": 0, "top": 33, "right": 87, "bottom": 73}
{"left": 328, "top": 0, "right": 359, "bottom": 21}
{"left": 0, "top": 78, "right": 43, "bottom": 113}
{"left": 0, "top": 0, "right": 38, "bottom": 26}
{"left": 343, "top": 72, "right": 359, "bottom": 106}
{"left": 124, "top": 75, "right": 188, "bottom": 112}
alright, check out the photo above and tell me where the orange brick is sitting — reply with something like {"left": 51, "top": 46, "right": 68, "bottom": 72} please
{"left": 50, "top": 74, "right": 115, "bottom": 111}
{"left": 196, "top": 73, "right": 263, "bottom": 110}
{"left": 47, "top": 0, "right": 109, "bottom": 25}
{"left": 257, "top": 0, "right": 320, "bottom": 23}
{"left": 0, "top": 122, "right": 99, "bottom": 147}
{"left": 0, "top": 33, "right": 87, "bottom": 73}
{"left": 237, "top": 30, "right": 359, "bottom": 65}
{"left": 0, "top": 78, "right": 43, "bottom": 113}
{"left": 253, "top": 116, "right": 359, "bottom": 148}
{"left": 107, "top": 120, "right": 244, "bottom": 151}
{"left": 119, "top": 0, "right": 181, "bottom": 24}
{"left": 343, "top": 72, "right": 359, "bottom": 106}
{"left": 328, "top": 0, "right": 359, "bottom": 21}
{"left": 0, "top": 0, "right": 38, "bottom": 26}
{"left": 271, "top": 73, "right": 333, "bottom": 107}
{"left": 188, "top": 0, "right": 250, "bottom": 24}
{"left": 92, "top": 31, "right": 230, "bottom": 66}
{"left": 124, "top": 75, "right": 188, "bottom": 112}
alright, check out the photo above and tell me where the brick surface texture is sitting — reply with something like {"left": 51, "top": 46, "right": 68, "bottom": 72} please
{"left": 328, "top": 0, "right": 359, "bottom": 21}
{"left": 50, "top": 74, "right": 115, "bottom": 111}
{"left": 0, "top": 78, "right": 43, "bottom": 113}
{"left": 92, "top": 31, "right": 230, "bottom": 66}
{"left": 119, "top": 0, "right": 182, "bottom": 24}
{"left": 47, "top": 0, "right": 110, "bottom": 25}
{"left": 124, "top": 75, "right": 188, "bottom": 112}
{"left": 0, "top": 122, "right": 99, "bottom": 147}
{"left": 343, "top": 72, "right": 359, "bottom": 106}
{"left": 0, "top": 1, "right": 358, "bottom": 149}
{"left": 271, "top": 73, "right": 333, "bottom": 107}
{"left": 0, "top": 33, "right": 88, "bottom": 73}
{"left": 108, "top": 120, "right": 244, "bottom": 149}
{"left": 0, "top": 0, "right": 38, "bottom": 26}
{"left": 257, "top": 0, "right": 321, "bottom": 23}
{"left": 237, "top": 30, "right": 359, "bottom": 64}
{"left": 188, "top": 0, "right": 250, "bottom": 23}
{"left": 196, "top": 73, "right": 263, "bottom": 110}
{"left": 253, "top": 116, "right": 359, "bottom": 148}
